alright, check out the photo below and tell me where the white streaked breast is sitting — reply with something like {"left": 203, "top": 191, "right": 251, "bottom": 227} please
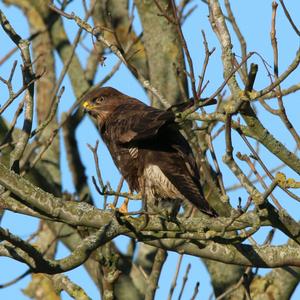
{"left": 143, "top": 164, "right": 182, "bottom": 200}
{"left": 128, "top": 147, "right": 138, "bottom": 158}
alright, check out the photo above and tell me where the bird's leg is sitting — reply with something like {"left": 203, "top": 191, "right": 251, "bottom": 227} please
{"left": 162, "top": 211, "right": 186, "bottom": 233}
{"left": 154, "top": 200, "right": 186, "bottom": 232}
{"left": 108, "top": 197, "right": 131, "bottom": 224}
{"left": 170, "top": 216, "right": 186, "bottom": 233}
{"left": 184, "top": 206, "right": 195, "bottom": 219}
{"left": 134, "top": 181, "right": 149, "bottom": 229}
{"left": 109, "top": 191, "right": 141, "bottom": 215}
{"left": 114, "top": 192, "right": 153, "bottom": 217}
{"left": 139, "top": 195, "right": 149, "bottom": 230}
{"left": 115, "top": 180, "right": 153, "bottom": 228}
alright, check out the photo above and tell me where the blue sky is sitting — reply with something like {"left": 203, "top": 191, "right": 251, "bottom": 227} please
{"left": 0, "top": 1, "right": 300, "bottom": 299}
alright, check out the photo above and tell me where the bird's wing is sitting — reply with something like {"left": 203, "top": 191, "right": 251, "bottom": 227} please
{"left": 107, "top": 102, "right": 175, "bottom": 144}
{"left": 165, "top": 127, "right": 201, "bottom": 179}
{"left": 150, "top": 143, "right": 216, "bottom": 216}
{"left": 159, "top": 155, "right": 211, "bottom": 212}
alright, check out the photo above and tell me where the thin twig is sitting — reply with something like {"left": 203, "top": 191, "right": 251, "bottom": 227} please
{"left": 253, "top": 48, "right": 300, "bottom": 99}
{"left": 279, "top": 0, "right": 300, "bottom": 36}
{"left": 96, "top": 60, "right": 122, "bottom": 88}
{"left": 0, "top": 47, "right": 18, "bottom": 66}
{"left": 181, "top": 52, "right": 254, "bottom": 118}
{"left": 206, "top": 134, "right": 226, "bottom": 196}
{"left": 190, "top": 281, "right": 200, "bottom": 300}
{"left": 168, "top": 254, "right": 183, "bottom": 300}
{"left": 198, "top": 30, "right": 215, "bottom": 99}
{"left": 170, "top": 0, "right": 198, "bottom": 101}
{"left": 87, "top": 141, "right": 105, "bottom": 190}
{"left": 0, "top": 269, "right": 31, "bottom": 289}
{"left": 0, "top": 10, "right": 35, "bottom": 173}
{"left": 48, "top": 3, "right": 170, "bottom": 108}
{"left": 226, "top": 162, "right": 285, "bottom": 192}
{"left": 30, "top": 86, "right": 65, "bottom": 137}
{"left": 237, "top": 129, "right": 300, "bottom": 202}
{"left": 224, "top": 0, "right": 248, "bottom": 78}
{"left": 49, "top": 3, "right": 95, "bottom": 111}
{"left": 270, "top": 2, "right": 300, "bottom": 148}
{"left": 0, "top": 75, "right": 41, "bottom": 116}
{"left": 0, "top": 98, "right": 25, "bottom": 146}
{"left": 217, "top": 227, "right": 275, "bottom": 300}
{"left": 216, "top": 267, "right": 252, "bottom": 300}
{"left": 178, "top": 263, "right": 191, "bottom": 300}
{"left": 236, "top": 152, "right": 283, "bottom": 210}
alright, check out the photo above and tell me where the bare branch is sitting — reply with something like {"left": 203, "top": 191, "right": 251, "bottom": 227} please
{"left": 168, "top": 254, "right": 183, "bottom": 300}
{"left": 178, "top": 263, "right": 191, "bottom": 300}
{"left": 145, "top": 249, "right": 167, "bottom": 300}
{"left": 48, "top": 3, "right": 170, "bottom": 108}
{"left": 279, "top": 0, "right": 300, "bottom": 36}
{"left": 0, "top": 10, "right": 35, "bottom": 173}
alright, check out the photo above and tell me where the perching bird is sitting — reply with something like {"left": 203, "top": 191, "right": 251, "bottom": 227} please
{"left": 82, "top": 87, "right": 216, "bottom": 217}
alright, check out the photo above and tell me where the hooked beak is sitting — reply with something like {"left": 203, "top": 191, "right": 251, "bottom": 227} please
{"left": 82, "top": 101, "right": 94, "bottom": 112}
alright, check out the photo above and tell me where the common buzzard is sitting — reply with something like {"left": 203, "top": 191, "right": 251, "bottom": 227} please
{"left": 83, "top": 87, "right": 216, "bottom": 217}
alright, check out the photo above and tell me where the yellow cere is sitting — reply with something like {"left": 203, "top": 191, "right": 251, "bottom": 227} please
{"left": 83, "top": 101, "right": 92, "bottom": 109}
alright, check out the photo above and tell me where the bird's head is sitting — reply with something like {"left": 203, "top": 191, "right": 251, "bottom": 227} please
{"left": 82, "top": 86, "right": 127, "bottom": 126}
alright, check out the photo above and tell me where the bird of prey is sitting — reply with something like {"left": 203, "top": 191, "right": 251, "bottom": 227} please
{"left": 82, "top": 87, "right": 216, "bottom": 217}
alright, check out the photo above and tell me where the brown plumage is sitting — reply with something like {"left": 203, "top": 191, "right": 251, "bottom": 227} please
{"left": 82, "top": 87, "right": 216, "bottom": 217}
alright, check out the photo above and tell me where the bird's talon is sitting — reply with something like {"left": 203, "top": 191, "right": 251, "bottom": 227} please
{"left": 119, "top": 198, "right": 129, "bottom": 214}
{"left": 165, "top": 215, "right": 186, "bottom": 233}
{"left": 108, "top": 203, "right": 117, "bottom": 210}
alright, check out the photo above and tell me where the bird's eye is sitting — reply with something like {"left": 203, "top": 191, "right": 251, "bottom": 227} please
{"left": 97, "top": 96, "right": 105, "bottom": 103}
